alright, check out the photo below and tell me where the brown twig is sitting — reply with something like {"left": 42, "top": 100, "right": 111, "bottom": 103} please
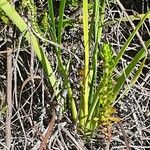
{"left": 6, "top": 48, "right": 13, "bottom": 149}
{"left": 118, "top": 121, "right": 131, "bottom": 150}
{"left": 39, "top": 110, "right": 56, "bottom": 150}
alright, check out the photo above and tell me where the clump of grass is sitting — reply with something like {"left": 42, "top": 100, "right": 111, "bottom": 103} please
{"left": 79, "top": 0, "right": 149, "bottom": 135}
{"left": 1, "top": 0, "right": 150, "bottom": 138}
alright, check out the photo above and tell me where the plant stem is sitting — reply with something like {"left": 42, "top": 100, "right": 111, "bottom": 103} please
{"left": 80, "top": 0, "right": 89, "bottom": 128}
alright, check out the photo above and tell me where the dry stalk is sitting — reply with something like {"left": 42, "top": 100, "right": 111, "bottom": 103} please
{"left": 6, "top": 48, "right": 12, "bottom": 149}
{"left": 39, "top": 110, "right": 56, "bottom": 150}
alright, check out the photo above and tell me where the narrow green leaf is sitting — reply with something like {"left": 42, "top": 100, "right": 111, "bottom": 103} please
{"left": 113, "top": 48, "right": 147, "bottom": 100}
{"left": 89, "top": 0, "right": 105, "bottom": 105}
{"left": 80, "top": 0, "right": 89, "bottom": 128}
{"left": 47, "top": 0, "right": 56, "bottom": 37}
{"left": 0, "top": 0, "right": 58, "bottom": 94}
{"left": 57, "top": 0, "right": 66, "bottom": 45}
{"left": 114, "top": 11, "right": 150, "bottom": 70}
{"left": 113, "top": 38, "right": 150, "bottom": 99}
{"left": 48, "top": 0, "right": 77, "bottom": 121}
{"left": 116, "top": 57, "right": 146, "bottom": 100}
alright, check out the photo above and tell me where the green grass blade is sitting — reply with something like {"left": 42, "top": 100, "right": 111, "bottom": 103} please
{"left": 47, "top": 0, "right": 56, "bottom": 37}
{"left": 57, "top": 0, "right": 66, "bottom": 46}
{"left": 113, "top": 48, "right": 148, "bottom": 100}
{"left": 0, "top": 0, "right": 27, "bottom": 33}
{"left": 80, "top": 0, "right": 89, "bottom": 127}
{"left": 57, "top": 0, "right": 78, "bottom": 120}
{"left": 47, "top": 0, "right": 77, "bottom": 120}
{"left": 116, "top": 57, "right": 146, "bottom": 100}
{"left": 86, "top": 0, "right": 105, "bottom": 131}
{"left": 96, "top": 0, "right": 105, "bottom": 43}
{"left": 113, "top": 38, "right": 150, "bottom": 99}
{"left": 95, "top": 0, "right": 100, "bottom": 41}
{"left": 113, "top": 11, "right": 150, "bottom": 70}
{"left": 89, "top": 0, "right": 105, "bottom": 104}
{"left": 1, "top": 0, "right": 78, "bottom": 121}
{"left": 0, "top": 0, "right": 58, "bottom": 94}
{"left": 87, "top": 43, "right": 112, "bottom": 124}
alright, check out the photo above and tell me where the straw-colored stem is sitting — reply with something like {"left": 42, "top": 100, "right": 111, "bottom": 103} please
{"left": 80, "top": 0, "right": 89, "bottom": 127}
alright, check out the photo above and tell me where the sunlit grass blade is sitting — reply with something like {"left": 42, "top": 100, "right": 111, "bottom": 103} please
{"left": 113, "top": 10, "right": 150, "bottom": 70}
{"left": 48, "top": 0, "right": 77, "bottom": 120}
{"left": 86, "top": 0, "right": 106, "bottom": 132}
{"left": 47, "top": 0, "right": 56, "bottom": 38}
{"left": 0, "top": 0, "right": 26, "bottom": 33}
{"left": 116, "top": 57, "right": 146, "bottom": 100}
{"left": 57, "top": 0, "right": 66, "bottom": 45}
{"left": 89, "top": 0, "right": 105, "bottom": 105}
{"left": 79, "top": 0, "right": 89, "bottom": 128}
{"left": 113, "top": 39, "right": 150, "bottom": 100}
{"left": 0, "top": 0, "right": 59, "bottom": 92}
